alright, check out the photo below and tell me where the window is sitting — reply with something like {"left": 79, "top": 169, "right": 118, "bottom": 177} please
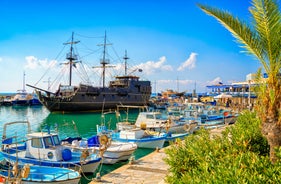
{"left": 146, "top": 114, "right": 154, "bottom": 119}
{"left": 52, "top": 135, "right": 60, "bottom": 146}
{"left": 44, "top": 137, "right": 53, "bottom": 148}
{"left": 31, "top": 138, "right": 43, "bottom": 148}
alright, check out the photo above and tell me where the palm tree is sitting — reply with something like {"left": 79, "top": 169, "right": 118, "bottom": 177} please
{"left": 198, "top": 0, "right": 281, "bottom": 163}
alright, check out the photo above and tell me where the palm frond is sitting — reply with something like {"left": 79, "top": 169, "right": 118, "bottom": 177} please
{"left": 250, "top": 0, "right": 281, "bottom": 74}
{"left": 197, "top": 4, "right": 266, "bottom": 70}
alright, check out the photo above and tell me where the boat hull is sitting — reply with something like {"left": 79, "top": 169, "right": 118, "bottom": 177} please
{"left": 37, "top": 83, "right": 151, "bottom": 112}
{"left": 112, "top": 133, "right": 166, "bottom": 149}
{"left": 1, "top": 149, "right": 101, "bottom": 174}
{"left": 0, "top": 159, "right": 81, "bottom": 184}
{"left": 63, "top": 140, "right": 137, "bottom": 165}
{"left": 101, "top": 142, "right": 138, "bottom": 164}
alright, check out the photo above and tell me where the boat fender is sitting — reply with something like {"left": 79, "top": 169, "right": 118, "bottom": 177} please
{"left": 140, "top": 122, "right": 147, "bottom": 130}
{"left": 193, "top": 112, "right": 198, "bottom": 117}
{"left": 12, "top": 162, "right": 19, "bottom": 176}
{"left": 62, "top": 149, "right": 72, "bottom": 161}
{"left": 0, "top": 176, "right": 5, "bottom": 182}
{"left": 72, "top": 140, "right": 79, "bottom": 147}
{"left": 80, "top": 150, "right": 90, "bottom": 162}
{"left": 99, "top": 134, "right": 109, "bottom": 146}
{"left": 183, "top": 124, "right": 191, "bottom": 132}
{"left": 21, "top": 164, "right": 30, "bottom": 178}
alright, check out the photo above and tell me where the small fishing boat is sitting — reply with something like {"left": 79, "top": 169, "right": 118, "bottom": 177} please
{"left": 12, "top": 72, "right": 30, "bottom": 106}
{"left": 1, "top": 121, "right": 102, "bottom": 174}
{"left": 62, "top": 132, "right": 138, "bottom": 165}
{"left": 165, "top": 132, "right": 189, "bottom": 142}
{"left": 116, "top": 105, "right": 189, "bottom": 134}
{"left": 165, "top": 122, "right": 198, "bottom": 142}
{"left": 111, "top": 128, "right": 167, "bottom": 149}
{"left": 0, "top": 159, "right": 81, "bottom": 184}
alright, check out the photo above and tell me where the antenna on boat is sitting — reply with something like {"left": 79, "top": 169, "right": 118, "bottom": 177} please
{"left": 63, "top": 32, "right": 80, "bottom": 86}
{"left": 123, "top": 50, "right": 129, "bottom": 76}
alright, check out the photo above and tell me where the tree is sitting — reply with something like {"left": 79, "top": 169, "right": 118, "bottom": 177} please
{"left": 198, "top": 0, "right": 281, "bottom": 163}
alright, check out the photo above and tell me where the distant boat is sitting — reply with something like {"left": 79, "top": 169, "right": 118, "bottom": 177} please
{"left": 11, "top": 89, "right": 30, "bottom": 106}
{"left": 116, "top": 105, "right": 193, "bottom": 134}
{"left": 0, "top": 96, "right": 13, "bottom": 106}
{"left": 27, "top": 32, "right": 151, "bottom": 113}
{"left": 28, "top": 93, "right": 42, "bottom": 106}
{"left": 12, "top": 72, "right": 30, "bottom": 106}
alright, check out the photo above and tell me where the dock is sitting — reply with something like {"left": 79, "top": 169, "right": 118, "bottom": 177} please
{"left": 89, "top": 148, "right": 168, "bottom": 184}
{"left": 89, "top": 126, "right": 227, "bottom": 184}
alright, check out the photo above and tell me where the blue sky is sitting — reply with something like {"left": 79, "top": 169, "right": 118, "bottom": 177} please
{"left": 0, "top": 0, "right": 260, "bottom": 93}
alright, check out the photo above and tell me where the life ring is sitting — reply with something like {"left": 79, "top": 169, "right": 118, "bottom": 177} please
{"left": 183, "top": 124, "right": 191, "bottom": 132}
{"left": 21, "top": 164, "right": 30, "bottom": 178}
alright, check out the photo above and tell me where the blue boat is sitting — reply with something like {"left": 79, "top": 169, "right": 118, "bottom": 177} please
{"left": 0, "top": 159, "right": 81, "bottom": 184}
{"left": 0, "top": 121, "right": 101, "bottom": 174}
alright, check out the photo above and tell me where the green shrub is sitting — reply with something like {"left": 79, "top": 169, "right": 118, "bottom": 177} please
{"left": 164, "top": 110, "right": 281, "bottom": 183}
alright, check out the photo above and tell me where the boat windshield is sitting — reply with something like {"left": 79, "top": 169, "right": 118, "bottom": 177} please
{"left": 155, "top": 114, "right": 163, "bottom": 119}
{"left": 31, "top": 138, "right": 43, "bottom": 148}
{"left": 44, "top": 136, "right": 53, "bottom": 148}
{"left": 52, "top": 135, "right": 61, "bottom": 145}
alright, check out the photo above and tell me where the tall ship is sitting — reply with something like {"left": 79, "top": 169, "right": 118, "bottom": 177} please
{"left": 27, "top": 33, "right": 151, "bottom": 112}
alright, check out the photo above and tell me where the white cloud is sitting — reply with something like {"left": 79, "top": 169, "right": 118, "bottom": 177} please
{"left": 134, "top": 56, "right": 173, "bottom": 75}
{"left": 206, "top": 77, "right": 223, "bottom": 85}
{"left": 24, "top": 56, "right": 57, "bottom": 70}
{"left": 177, "top": 52, "right": 198, "bottom": 71}
{"left": 0, "top": 57, "right": 2, "bottom": 62}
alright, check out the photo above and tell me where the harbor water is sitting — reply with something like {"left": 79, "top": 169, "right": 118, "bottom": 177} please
{"left": 0, "top": 105, "right": 155, "bottom": 183}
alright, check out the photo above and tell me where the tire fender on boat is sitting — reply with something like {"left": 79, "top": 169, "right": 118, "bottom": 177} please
{"left": 140, "top": 122, "right": 147, "bottom": 130}
{"left": 21, "top": 164, "right": 30, "bottom": 178}
{"left": 12, "top": 162, "right": 19, "bottom": 176}
{"left": 80, "top": 150, "right": 90, "bottom": 162}
{"left": 98, "top": 134, "right": 109, "bottom": 157}
{"left": 183, "top": 124, "right": 191, "bottom": 132}
{"left": 0, "top": 176, "right": 5, "bottom": 182}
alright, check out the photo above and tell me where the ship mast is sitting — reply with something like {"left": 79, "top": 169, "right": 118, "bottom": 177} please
{"left": 23, "top": 71, "right": 26, "bottom": 91}
{"left": 123, "top": 50, "right": 129, "bottom": 76}
{"left": 96, "top": 32, "right": 113, "bottom": 88}
{"left": 63, "top": 32, "right": 80, "bottom": 86}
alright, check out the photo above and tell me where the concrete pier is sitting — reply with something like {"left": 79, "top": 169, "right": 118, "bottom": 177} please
{"left": 89, "top": 126, "right": 227, "bottom": 184}
{"left": 89, "top": 148, "right": 168, "bottom": 184}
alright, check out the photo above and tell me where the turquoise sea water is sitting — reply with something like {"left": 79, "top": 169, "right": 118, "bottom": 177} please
{"left": 0, "top": 105, "right": 155, "bottom": 183}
